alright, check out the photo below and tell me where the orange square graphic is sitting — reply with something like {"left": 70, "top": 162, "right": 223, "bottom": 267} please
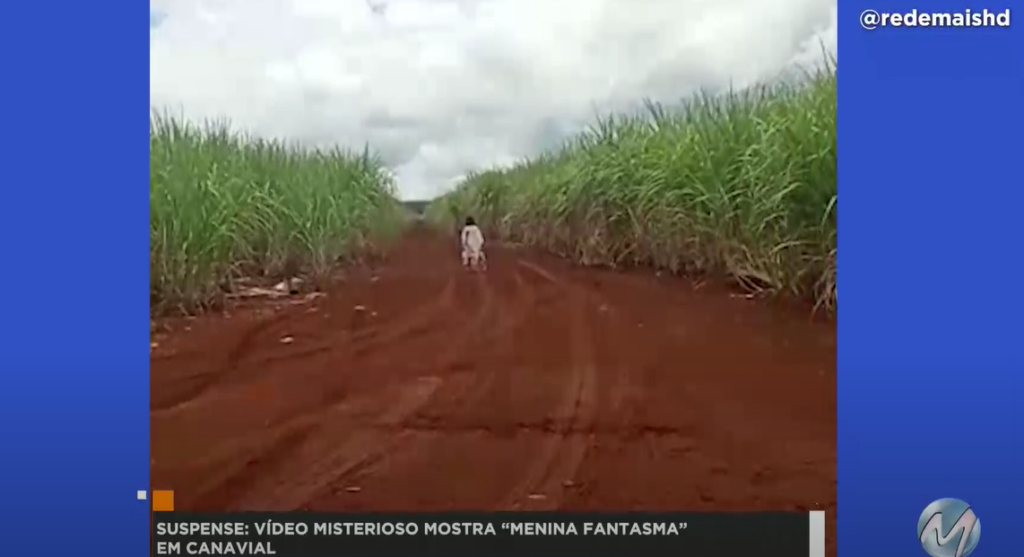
{"left": 153, "top": 490, "right": 175, "bottom": 512}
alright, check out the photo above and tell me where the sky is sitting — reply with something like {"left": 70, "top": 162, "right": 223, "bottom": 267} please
{"left": 150, "top": 0, "right": 837, "bottom": 200}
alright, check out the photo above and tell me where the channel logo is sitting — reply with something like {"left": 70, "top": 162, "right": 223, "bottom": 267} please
{"left": 917, "top": 498, "right": 980, "bottom": 557}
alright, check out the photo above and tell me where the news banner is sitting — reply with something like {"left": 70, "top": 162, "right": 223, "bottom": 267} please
{"left": 153, "top": 511, "right": 827, "bottom": 557}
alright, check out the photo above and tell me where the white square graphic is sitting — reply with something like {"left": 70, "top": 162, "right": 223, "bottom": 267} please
{"left": 137, "top": 490, "right": 147, "bottom": 501}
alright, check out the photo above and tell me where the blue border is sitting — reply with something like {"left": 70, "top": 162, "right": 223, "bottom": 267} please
{"left": 840, "top": 3, "right": 1023, "bottom": 557}
{"left": 1, "top": 1, "right": 150, "bottom": 556}
{"left": 6, "top": 2, "right": 1022, "bottom": 557}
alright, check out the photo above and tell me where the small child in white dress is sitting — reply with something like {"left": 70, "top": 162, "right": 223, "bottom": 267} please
{"left": 460, "top": 216, "right": 486, "bottom": 270}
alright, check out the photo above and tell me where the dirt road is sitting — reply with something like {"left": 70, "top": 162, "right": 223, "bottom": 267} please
{"left": 151, "top": 227, "right": 835, "bottom": 550}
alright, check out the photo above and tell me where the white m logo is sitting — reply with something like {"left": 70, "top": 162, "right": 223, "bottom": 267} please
{"left": 919, "top": 508, "right": 978, "bottom": 557}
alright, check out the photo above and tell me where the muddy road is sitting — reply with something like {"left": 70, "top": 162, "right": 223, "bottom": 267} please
{"left": 151, "top": 227, "right": 835, "bottom": 552}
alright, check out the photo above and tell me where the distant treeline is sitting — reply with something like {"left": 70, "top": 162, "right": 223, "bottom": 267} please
{"left": 402, "top": 200, "right": 430, "bottom": 215}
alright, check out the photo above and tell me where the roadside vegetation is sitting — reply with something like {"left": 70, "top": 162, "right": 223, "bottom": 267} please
{"left": 427, "top": 62, "right": 836, "bottom": 312}
{"left": 150, "top": 114, "right": 404, "bottom": 314}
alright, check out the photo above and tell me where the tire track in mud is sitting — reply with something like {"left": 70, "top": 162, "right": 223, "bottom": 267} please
{"left": 150, "top": 308, "right": 301, "bottom": 412}
{"left": 403, "top": 254, "right": 546, "bottom": 429}
{"left": 151, "top": 274, "right": 457, "bottom": 415}
{"left": 301, "top": 256, "right": 557, "bottom": 504}
{"left": 458, "top": 265, "right": 548, "bottom": 418}
{"left": 214, "top": 266, "right": 501, "bottom": 510}
{"left": 186, "top": 421, "right": 319, "bottom": 510}
{"left": 499, "top": 260, "right": 600, "bottom": 510}
{"left": 153, "top": 232, "right": 461, "bottom": 413}
{"left": 152, "top": 234, "right": 470, "bottom": 503}
{"left": 228, "top": 255, "right": 559, "bottom": 509}
{"left": 289, "top": 255, "right": 567, "bottom": 509}
{"left": 557, "top": 269, "right": 706, "bottom": 510}
{"left": 348, "top": 279, "right": 457, "bottom": 359}
{"left": 555, "top": 267, "right": 833, "bottom": 514}
{"left": 227, "top": 377, "right": 444, "bottom": 510}
{"left": 292, "top": 254, "right": 585, "bottom": 511}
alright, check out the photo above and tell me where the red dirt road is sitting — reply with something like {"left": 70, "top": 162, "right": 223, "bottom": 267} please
{"left": 151, "top": 227, "right": 835, "bottom": 551}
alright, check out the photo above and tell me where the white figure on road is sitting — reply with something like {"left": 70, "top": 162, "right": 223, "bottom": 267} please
{"left": 461, "top": 216, "right": 486, "bottom": 270}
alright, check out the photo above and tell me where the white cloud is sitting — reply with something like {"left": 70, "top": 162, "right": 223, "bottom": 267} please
{"left": 150, "top": 0, "right": 836, "bottom": 200}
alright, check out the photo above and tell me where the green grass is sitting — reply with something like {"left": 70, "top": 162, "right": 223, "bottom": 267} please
{"left": 428, "top": 61, "right": 836, "bottom": 312}
{"left": 150, "top": 113, "right": 405, "bottom": 314}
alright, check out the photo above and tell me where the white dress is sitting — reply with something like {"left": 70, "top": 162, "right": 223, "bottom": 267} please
{"left": 461, "top": 225, "right": 484, "bottom": 263}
